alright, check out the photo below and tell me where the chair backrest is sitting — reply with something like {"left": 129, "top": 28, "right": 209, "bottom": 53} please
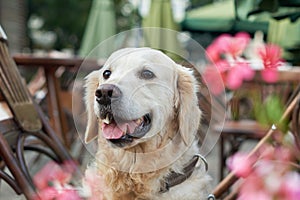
{"left": 0, "top": 25, "right": 79, "bottom": 200}
{"left": 0, "top": 26, "right": 42, "bottom": 132}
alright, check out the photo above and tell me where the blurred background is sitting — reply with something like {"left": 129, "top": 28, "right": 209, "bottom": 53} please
{"left": 1, "top": 0, "right": 299, "bottom": 64}
{"left": 0, "top": 0, "right": 300, "bottom": 199}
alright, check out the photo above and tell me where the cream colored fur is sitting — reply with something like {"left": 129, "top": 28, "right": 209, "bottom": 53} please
{"left": 84, "top": 48, "right": 211, "bottom": 200}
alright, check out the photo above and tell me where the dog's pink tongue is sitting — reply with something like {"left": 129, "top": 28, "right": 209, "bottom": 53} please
{"left": 102, "top": 123, "right": 124, "bottom": 139}
{"left": 102, "top": 121, "right": 138, "bottom": 139}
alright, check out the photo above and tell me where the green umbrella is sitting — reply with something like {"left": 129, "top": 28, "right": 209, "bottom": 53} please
{"left": 79, "top": 0, "right": 116, "bottom": 58}
{"left": 142, "top": 0, "right": 184, "bottom": 58}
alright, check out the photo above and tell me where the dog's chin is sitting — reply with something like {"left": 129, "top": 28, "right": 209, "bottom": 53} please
{"left": 101, "top": 113, "right": 152, "bottom": 149}
{"left": 108, "top": 136, "right": 147, "bottom": 149}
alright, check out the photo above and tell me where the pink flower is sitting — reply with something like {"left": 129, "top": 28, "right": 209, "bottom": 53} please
{"left": 34, "top": 187, "right": 82, "bottom": 200}
{"left": 33, "top": 161, "right": 82, "bottom": 200}
{"left": 258, "top": 44, "right": 283, "bottom": 83}
{"left": 203, "top": 32, "right": 254, "bottom": 94}
{"left": 206, "top": 32, "right": 251, "bottom": 62}
{"left": 56, "top": 189, "right": 82, "bottom": 200}
{"left": 259, "top": 145, "right": 293, "bottom": 162}
{"left": 62, "top": 160, "right": 78, "bottom": 174}
{"left": 258, "top": 144, "right": 275, "bottom": 160}
{"left": 216, "top": 32, "right": 251, "bottom": 58}
{"left": 238, "top": 172, "right": 272, "bottom": 200}
{"left": 227, "top": 153, "right": 255, "bottom": 178}
{"left": 226, "top": 66, "right": 244, "bottom": 90}
{"left": 238, "top": 189, "right": 272, "bottom": 200}
{"left": 280, "top": 172, "right": 300, "bottom": 200}
{"left": 33, "top": 161, "right": 71, "bottom": 190}
{"left": 261, "top": 68, "right": 278, "bottom": 83}
{"left": 235, "top": 143, "right": 299, "bottom": 200}
{"left": 203, "top": 61, "right": 255, "bottom": 94}
{"left": 275, "top": 146, "right": 293, "bottom": 162}
{"left": 215, "top": 60, "right": 230, "bottom": 73}
{"left": 258, "top": 44, "right": 283, "bottom": 69}
{"left": 33, "top": 187, "right": 58, "bottom": 200}
{"left": 203, "top": 65, "right": 226, "bottom": 95}
{"left": 226, "top": 61, "right": 254, "bottom": 90}
{"left": 206, "top": 43, "right": 222, "bottom": 63}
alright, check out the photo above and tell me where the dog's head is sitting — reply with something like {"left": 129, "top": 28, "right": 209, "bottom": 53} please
{"left": 84, "top": 48, "right": 201, "bottom": 149}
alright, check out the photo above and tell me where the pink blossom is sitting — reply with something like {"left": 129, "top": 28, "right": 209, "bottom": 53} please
{"left": 261, "top": 68, "right": 278, "bottom": 83}
{"left": 258, "top": 44, "right": 283, "bottom": 69}
{"left": 206, "top": 32, "right": 251, "bottom": 62}
{"left": 259, "top": 144, "right": 293, "bottom": 162}
{"left": 235, "top": 144, "right": 298, "bottom": 200}
{"left": 62, "top": 160, "right": 78, "bottom": 174}
{"left": 33, "top": 161, "right": 71, "bottom": 190}
{"left": 33, "top": 161, "right": 82, "bottom": 200}
{"left": 238, "top": 173, "right": 272, "bottom": 200}
{"left": 239, "top": 62, "right": 255, "bottom": 81}
{"left": 203, "top": 60, "right": 254, "bottom": 95}
{"left": 226, "top": 66, "right": 244, "bottom": 90}
{"left": 33, "top": 187, "right": 58, "bottom": 200}
{"left": 206, "top": 43, "right": 222, "bottom": 63}
{"left": 203, "top": 65, "right": 225, "bottom": 95}
{"left": 215, "top": 60, "right": 230, "bottom": 73}
{"left": 263, "top": 168, "right": 284, "bottom": 194}
{"left": 227, "top": 153, "right": 255, "bottom": 178}
{"left": 226, "top": 61, "right": 254, "bottom": 90}
{"left": 275, "top": 146, "right": 293, "bottom": 162}
{"left": 216, "top": 32, "right": 250, "bottom": 58}
{"left": 258, "top": 44, "right": 283, "bottom": 83}
{"left": 258, "top": 144, "right": 276, "bottom": 160}
{"left": 238, "top": 189, "right": 272, "bottom": 200}
{"left": 280, "top": 172, "right": 300, "bottom": 200}
{"left": 34, "top": 187, "right": 82, "bottom": 200}
{"left": 56, "top": 189, "right": 82, "bottom": 200}
{"left": 204, "top": 32, "right": 254, "bottom": 94}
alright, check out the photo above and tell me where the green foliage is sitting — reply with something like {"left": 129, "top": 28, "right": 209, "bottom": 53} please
{"left": 254, "top": 94, "right": 288, "bottom": 132}
{"left": 28, "top": 0, "right": 92, "bottom": 50}
{"left": 28, "top": 0, "right": 142, "bottom": 51}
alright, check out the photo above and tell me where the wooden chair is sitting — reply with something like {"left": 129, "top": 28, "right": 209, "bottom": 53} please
{"left": 215, "top": 68, "right": 300, "bottom": 180}
{"left": 0, "top": 26, "right": 78, "bottom": 199}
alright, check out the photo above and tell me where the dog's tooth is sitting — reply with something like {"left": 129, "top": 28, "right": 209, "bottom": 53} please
{"left": 103, "top": 118, "right": 109, "bottom": 124}
{"left": 103, "top": 115, "right": 110, "bottom": 124}
{"left": 135, "top": 118, "right": 142, "bottom": 125}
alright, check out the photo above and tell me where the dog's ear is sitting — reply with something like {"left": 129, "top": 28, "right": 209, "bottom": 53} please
{"left": 174, "top": 65, "right": 201, "bottom": 146}
{"left": 84, "top": 70, "right": 100, "bottom": 143}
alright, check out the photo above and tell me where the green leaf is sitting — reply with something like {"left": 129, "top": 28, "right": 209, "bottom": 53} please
{"left": 254, "top": 98, "right": 269, "bottom": 125}
{"left": 265, "top": 94, "right": 284, "bottom": 124}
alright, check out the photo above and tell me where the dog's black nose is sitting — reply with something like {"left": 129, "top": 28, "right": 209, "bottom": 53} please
{"left": 95, "top": 84, "right": 121, "bottom": 105}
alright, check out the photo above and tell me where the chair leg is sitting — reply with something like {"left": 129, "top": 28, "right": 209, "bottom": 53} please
{"left": 0, "top": 133, "right": 36, "bottom": 199}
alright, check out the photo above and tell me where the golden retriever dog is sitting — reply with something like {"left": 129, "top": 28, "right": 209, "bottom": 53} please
{"left": 84, "top": 48, "right": 211, "bottom": 200}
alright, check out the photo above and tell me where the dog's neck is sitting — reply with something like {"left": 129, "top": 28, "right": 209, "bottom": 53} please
{"left": 95, "top": 119, "right": 200, "bottom": 199}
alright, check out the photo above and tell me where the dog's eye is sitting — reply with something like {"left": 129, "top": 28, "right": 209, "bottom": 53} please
{"left": 103, "top": 70, "right": 111, "bottom": 79}
{"left": 140, "top": 69, "right": 155, "bottom": 79}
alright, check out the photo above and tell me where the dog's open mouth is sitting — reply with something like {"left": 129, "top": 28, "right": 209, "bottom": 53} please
{"left": 101, "top": 113, "right": 151, "bottom": 147}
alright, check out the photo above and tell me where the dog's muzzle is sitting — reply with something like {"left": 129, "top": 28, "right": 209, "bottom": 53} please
{"left": 94, "top": 84, "right": 152, "bottom": 148}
